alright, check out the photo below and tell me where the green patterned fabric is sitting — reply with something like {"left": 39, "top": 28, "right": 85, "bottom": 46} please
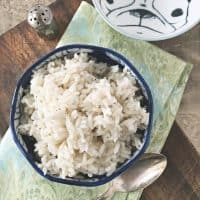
{"left": 0, "top": 2, "right": 192, "bottom": 200}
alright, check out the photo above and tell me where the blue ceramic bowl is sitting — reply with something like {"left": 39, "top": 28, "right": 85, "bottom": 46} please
{"left": 10, "top": 44, "right": 153, "bottom": 187}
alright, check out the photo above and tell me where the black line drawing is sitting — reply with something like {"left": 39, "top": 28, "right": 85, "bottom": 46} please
{"left": 99, "top": 0, "right": 192, "bottom": 35}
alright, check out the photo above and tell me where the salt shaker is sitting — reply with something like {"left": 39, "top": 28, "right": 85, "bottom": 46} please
{"left": 27, "top": 4, "right": 59, "bottom": 40}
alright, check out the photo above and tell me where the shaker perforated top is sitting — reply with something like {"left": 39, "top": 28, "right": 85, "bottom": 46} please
{"left": 27, "top": 4, "right": 53, "bottom": 29}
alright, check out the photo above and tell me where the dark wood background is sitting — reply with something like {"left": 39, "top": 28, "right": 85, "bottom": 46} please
{"left": 0, "top": 0, "right": 199, "bottom": 199}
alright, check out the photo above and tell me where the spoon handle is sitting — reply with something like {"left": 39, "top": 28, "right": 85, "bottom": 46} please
{"left": 97, "top": 186, "right": 115, "bottom": 200}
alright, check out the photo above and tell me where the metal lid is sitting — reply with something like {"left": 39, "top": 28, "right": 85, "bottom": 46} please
{"left": 27, "top": 4, "right": 53, "bottom": 29}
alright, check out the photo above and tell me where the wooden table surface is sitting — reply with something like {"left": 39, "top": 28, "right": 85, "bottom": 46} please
{"left": 0, "top": 0, "right": 199, "bottom": 199}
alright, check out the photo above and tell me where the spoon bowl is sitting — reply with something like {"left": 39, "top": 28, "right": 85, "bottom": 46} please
{"left": 97, "top": 153, "right": 167, "bottom": 200}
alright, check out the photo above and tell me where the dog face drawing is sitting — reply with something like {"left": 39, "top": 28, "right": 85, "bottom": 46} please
{"left": 100, "top": 0, "right": 191, "bottom": 35}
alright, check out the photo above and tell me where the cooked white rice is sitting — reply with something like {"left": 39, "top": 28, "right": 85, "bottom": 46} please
{"left": 18, "top": 52, "right": 149, "bottom": 178}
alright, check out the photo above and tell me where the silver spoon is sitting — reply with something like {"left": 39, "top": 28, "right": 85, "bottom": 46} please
{"left": 97, "top": 153, "right": 167, "bottom": 200}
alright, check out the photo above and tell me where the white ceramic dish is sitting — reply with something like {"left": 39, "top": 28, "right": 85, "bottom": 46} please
{"left": 92, "top": 0, "right": 200, "bottom": 41}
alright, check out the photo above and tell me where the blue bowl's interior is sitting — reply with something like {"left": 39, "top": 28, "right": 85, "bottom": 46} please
{"left": 10, "top": 44, "right": 153, "bottom": 187}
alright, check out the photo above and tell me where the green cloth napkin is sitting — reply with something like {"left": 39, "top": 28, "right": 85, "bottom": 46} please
{"left": 0, "top": 2, "right": 192, "bottom": 200}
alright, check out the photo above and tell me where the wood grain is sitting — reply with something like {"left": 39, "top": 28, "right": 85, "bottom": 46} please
{"left": 0, "top": 0, "right": 82, "bottom": 135}
{"left": 0, "top": 0, "right": 199, "bottom": 199}
{"left": 141, "top": 122, "right": 200, "bottom": 200}
{"left": 152, "top": 25, "right": 200, "bottom": 155}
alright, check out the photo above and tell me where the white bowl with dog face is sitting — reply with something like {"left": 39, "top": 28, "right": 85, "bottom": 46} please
{"left": 93, "top": 0, "right": 200, "bottom": 41}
